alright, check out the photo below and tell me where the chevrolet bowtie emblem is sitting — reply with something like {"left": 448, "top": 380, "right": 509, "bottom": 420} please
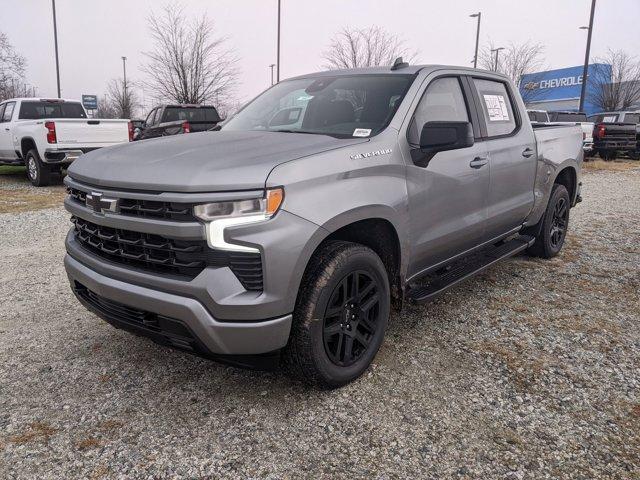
{"left": 85, "top": 192, "right": 119, "bottom": 214}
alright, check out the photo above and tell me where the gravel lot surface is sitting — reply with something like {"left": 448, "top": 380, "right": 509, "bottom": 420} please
{"left": 1, "top": 169, "right": 639, "bottom": 479}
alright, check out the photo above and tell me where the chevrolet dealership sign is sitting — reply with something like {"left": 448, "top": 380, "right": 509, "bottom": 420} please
{"left": 520, "top": 64, "right": 611, "bottom": 100}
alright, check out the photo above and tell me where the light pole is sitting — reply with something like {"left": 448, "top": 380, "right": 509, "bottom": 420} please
{"left": 491, "top": 47, "right": 505, "bottom": 72}
{"left": 470, "top": 12, "right": 481, "bottom": 69}
{"left": 51, "top": 0, "right": 61, "bottom": 98}
{"left": 578, "top": 0, "right": 597, "bottom": 113}
{"left": 122, "top": 56, "right": 127, "bottom": 97}
{"left": 276, "top": 0, "right": 281, "bottom": 83}
{"left": 269, "top": 64, "right": 276, "bottom": 86}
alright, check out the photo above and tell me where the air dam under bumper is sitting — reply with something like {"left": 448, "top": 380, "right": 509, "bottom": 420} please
{"left": 65, "top": 254, "right": 292, "bottom": 356}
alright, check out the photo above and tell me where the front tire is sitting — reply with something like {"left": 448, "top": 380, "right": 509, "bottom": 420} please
{"left": 25, "top": 149, "right": 51, "bottom": 187}
{"left": 283, "top": 241, "right": 390, "bottom": 389}
{"left": 528, "top": 184, "right": 570, "bottom": 259}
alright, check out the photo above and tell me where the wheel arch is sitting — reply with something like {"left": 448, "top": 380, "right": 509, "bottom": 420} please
{"left": 20, "top": 137, "right": 38, "bottom": 159}
{"left": 553, "top": 165, "right": 578, "bottom": 206}
{"left": 296, "top": 209, "right": 406, "bottom": 309}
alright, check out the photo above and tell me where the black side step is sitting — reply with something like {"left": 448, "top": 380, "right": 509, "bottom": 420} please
{"left": 407, "top": 235, "right": 535, "bottom": 304}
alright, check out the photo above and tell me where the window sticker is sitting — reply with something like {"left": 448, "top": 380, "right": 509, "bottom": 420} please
{"left": 353, "top": 128, "right": 372, "bottom": 137}
{"left": 483, "top": 94, "right": 510, "bottom": 122}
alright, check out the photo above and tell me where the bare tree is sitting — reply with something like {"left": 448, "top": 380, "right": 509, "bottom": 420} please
{"left": 94, "top": 95, "right": 118, "bottom": 119}
{"left": 142, "top": 5, "right": 238, "bottom": 106}
{"left": 0, "top": 31, "right": 33, "bottom": 101}
{"left": 479, "top": 41, "right": 546, "bottom": 103}
{"left": 322, "top": 26, "right": 417, "bottom": 70}
{"left": 588, "top": 49, "right": 640, "bottom": 111}
{"left": 105, "top": 78, "right": 140, "bottom": 118}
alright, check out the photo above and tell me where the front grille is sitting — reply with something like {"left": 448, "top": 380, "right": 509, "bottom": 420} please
{"left": 74, "top": 282, "right": 203, "bottom": 353}
{"left": 67, "top": 187, "right": 197, "bottom": 222}
{"left": 71, "top": 216, "right": 263, "bottom": 290}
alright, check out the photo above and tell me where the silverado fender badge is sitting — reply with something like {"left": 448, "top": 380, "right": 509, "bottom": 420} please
{"left": 86, "top": 192, "right": 119, "bottom": 214}
{"left": 350, "top": 148, "right": 393, "bottom": 160}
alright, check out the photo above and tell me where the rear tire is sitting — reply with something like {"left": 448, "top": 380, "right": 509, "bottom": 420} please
{"left": 282, "top": 241, "right": 390, "bottom": 389}
{"left": 25, "top": 149, "right": 51, "bottom": 187}
{"left": 599, "top": 150, "right": 617, "bottom": 161}
{"left": 528, "top": 184, "right": 570, "bottom": 259}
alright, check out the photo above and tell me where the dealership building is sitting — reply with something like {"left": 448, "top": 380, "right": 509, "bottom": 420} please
{"left": 519, "top": 64, "right": 611, "bottom": 115}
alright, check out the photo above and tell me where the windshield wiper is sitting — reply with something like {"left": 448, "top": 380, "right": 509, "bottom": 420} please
{"left": 271, "top": 129, "right": 325, "bottom": 135}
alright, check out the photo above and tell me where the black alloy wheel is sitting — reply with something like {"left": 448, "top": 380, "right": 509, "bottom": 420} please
{"left": 322, "top": 270, "right": 380, "bottom": 367}
{"left": 549, "top": 196, "right": 568, "bottom": 250}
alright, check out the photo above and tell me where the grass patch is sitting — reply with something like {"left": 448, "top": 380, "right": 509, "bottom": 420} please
{"left": 0, "top": 185, "right": 66, "bottom": 214}
{"left": 583, "top": 159, "right": 639, "bottom": 172}
{"left": 0, "top": 165, "right": 26, "bottom": 175}
{"left": 76, "top": 437, "right": 101, "bottom": 450}
{"left": 8, "top": 422, "right": 58, "bottom": 445}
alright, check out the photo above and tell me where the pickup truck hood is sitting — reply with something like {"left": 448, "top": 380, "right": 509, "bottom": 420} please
{"left": 68, "top": 130, "right": 368, "bottom": 192}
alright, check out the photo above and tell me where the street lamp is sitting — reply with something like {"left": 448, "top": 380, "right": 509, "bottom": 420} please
{"left": 276, "top": 0, "right": 281, "bottom": 83}
{"left": 490, "top": 47, "right": 505, "bottom": 72}
{"left": 469, "top": 12, "right": 481, "bottom": 69}
{"left": 578, "top": 0, "right": 597, "bottom": 113}
{"left": 269, "top": 64, "right": 276, "bottom": 86}
{"left": 51, "top": 0, "right": 61, "bottom": 98}
{"left": 122, "top": 56, "right": 127, "bottom": 99}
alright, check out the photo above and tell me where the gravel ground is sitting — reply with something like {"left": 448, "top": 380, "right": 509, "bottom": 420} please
{"left": 1, "top": 169, "right": 639, "bottom": 479}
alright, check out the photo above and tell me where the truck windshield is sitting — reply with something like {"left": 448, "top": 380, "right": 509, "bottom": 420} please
{"left": 162, "top": 107, "right": 221, "bottom": 123}
{"left": 19, "top": 101, "right": 87, "bottom": 119}
{"left": 223, "top": 74, "right": 414, "bottom": 138}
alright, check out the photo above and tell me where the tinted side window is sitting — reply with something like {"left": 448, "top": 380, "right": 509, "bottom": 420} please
{"left": 624, "top": 114, "right": 639, "bottom": 124}
{"left": 408, "top": 77, "right": 469, "bottom": 144}
{"left": 0, "top": 104, "right": 5, "bottom": 122}
{"left": 473, "top": 78, "right": 517, "bottom": 137}
{"left": 2, "top": 102, "right": 15, "bottom": 122}
{"left": 145, "top": 108, "right": 157, "bottom": 126}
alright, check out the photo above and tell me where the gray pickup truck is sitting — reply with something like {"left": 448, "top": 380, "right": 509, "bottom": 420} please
{"left": 63, "top": 63, "right": 583, "bottom": 388}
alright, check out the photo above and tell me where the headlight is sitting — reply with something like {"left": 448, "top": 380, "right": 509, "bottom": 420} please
{"left": 194, "top": 188, "right": 284, "bottom": 252}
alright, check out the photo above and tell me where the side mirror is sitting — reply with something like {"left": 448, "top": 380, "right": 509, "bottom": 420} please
{"left": 413, "top": 121, "right": 474, "bottom": 166}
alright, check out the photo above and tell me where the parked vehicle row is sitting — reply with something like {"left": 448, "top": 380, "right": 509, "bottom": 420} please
{"left": 527, "top": 108, "right": 640, "bottom": 160}
{"left": 0, "top": 98, "right": 132, "bottom": 186}
{"left": 63, "top": 63, "right": 583, "bottom": 388}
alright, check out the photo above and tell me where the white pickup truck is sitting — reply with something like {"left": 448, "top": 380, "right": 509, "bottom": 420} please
{"left": 0, "top": 98, "right": 132, "bottom": 186}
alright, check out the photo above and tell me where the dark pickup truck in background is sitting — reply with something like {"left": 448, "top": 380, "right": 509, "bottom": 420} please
{"left": 136, "top": 104, "right": 221, "bottom": 140}
{"left": 588, "top": 111, "right": 640, "bottom": 160}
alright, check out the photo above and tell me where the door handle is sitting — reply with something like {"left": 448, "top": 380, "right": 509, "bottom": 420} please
{"left": 469, "top": 157, "right": 488, "bottom": 169}
{"left": 522, "top": 148, "right": 534, "bottom": 158}
{"left": 4, "top": 128, "right": 9, "bottom": 131}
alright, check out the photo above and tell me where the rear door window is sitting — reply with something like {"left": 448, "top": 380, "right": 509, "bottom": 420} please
{"left": 408, "top": 77, "right": 470, "bottom": 145}
{"left": 2, "top": 102, "right": 15, "bottom": 122}
{"left": 18, "top": 101, "right": 86, "bottom": 119}
{"left": 472, "top": 78, "right": 517, "bottom": 137}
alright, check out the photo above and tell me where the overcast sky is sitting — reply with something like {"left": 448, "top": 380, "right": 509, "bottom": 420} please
{"left": 2, "top": 0, "right": 639, "bottom": 113}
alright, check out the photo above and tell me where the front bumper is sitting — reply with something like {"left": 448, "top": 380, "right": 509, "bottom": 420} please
{"left": 65, "top": 254, "right": 292, "bottom": 356}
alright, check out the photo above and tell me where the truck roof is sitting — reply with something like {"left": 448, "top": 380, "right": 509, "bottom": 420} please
{"left": 288, "top": 64, "right": 510, "bottom": 81}
{"left": 1, "top": 97, "right": 82, "bottom": 103}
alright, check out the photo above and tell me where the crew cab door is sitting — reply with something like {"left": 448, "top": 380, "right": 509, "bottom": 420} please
{"left": 0, "top": 102, "right": 17, "bottom": 159}
{"left": 401, "top": 75, "right": 490, "bottom": 278}
{"left": 140, "top": 108, "right": 161, "bottom": 139}
{"left": 469, "top": 77, "right": 537, "bottom": 240}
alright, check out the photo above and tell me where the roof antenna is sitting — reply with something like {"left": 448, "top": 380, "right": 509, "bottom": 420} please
{"left": 391, "top": 57, "right": 409, "bottom": 71}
